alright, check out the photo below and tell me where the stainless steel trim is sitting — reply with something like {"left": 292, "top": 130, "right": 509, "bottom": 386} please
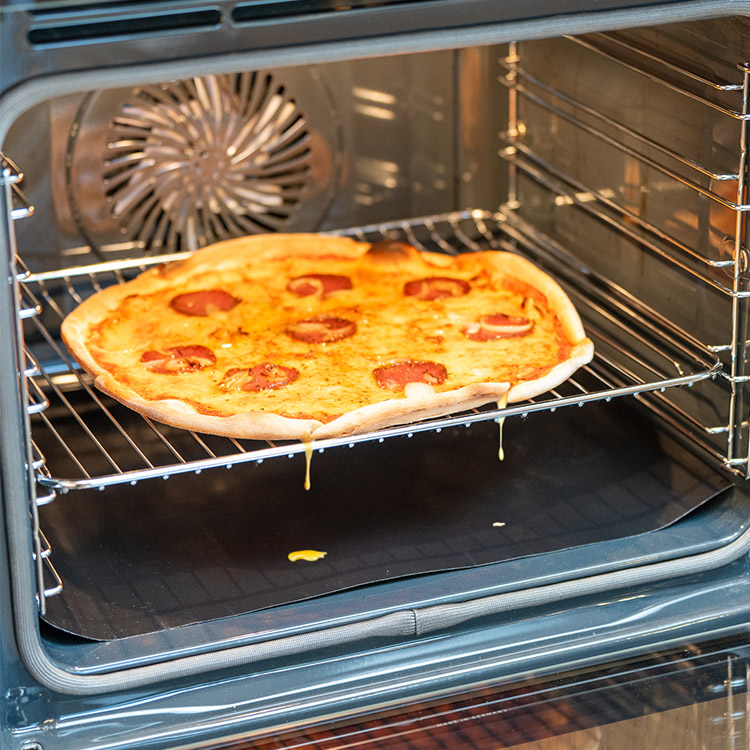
{"left": 502, "top": 149, "right": 742, "bottom": 294}
{"left": 2, "top": 172, "right": 52, "bottom": 616}
{"left": 25, "top": 376, "right": 49, "bottom": 416}
{"left": 35, "top": 529, "right": 62, "bottom": 599}
{"left": 500, "top": 54, "right": 740, "bottom": 184}
{"left": 1, "top": 154, "right": 35, "bottom": 221}
{"left": 504, "top": 84, "right": 748, "bottom": 212}
{"left": 731, "top": 61, "right": 750, "bottom": 475}
{"left": 583, "top": 31, "right": 745, "bottom": 92}
{"left": 569, "top": 33, "right": 750, "bottom": 120}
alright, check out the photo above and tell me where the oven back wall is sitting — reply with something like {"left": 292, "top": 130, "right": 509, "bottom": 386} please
{"left": 4, "top": 48, "right": 507, "bottom": 272}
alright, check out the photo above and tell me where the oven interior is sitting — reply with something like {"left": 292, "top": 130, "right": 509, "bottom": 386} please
{"left": 2, "top": 16, "right": 750, "bottom": 652}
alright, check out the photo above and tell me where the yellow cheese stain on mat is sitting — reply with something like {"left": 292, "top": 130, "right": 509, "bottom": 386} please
{"left": 288, "top": 550, "right": 327, "bottom": 562}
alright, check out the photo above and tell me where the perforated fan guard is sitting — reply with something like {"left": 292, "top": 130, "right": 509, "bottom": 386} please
{"left": 65, "top": 69, "right": 340, "bottom": 254}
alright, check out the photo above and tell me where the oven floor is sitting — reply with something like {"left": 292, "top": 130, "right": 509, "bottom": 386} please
{"left": 40, "top": 399, "right": 729, "bottom": 640}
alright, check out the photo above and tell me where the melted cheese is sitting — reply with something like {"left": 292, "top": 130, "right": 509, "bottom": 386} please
{"left": 303, "top": 440, "right": 313, "bottom": 491}
{"left": 288, "top": 550, "right": 327, "bottom": 562}
{"left": 89, "top": 252, "right": 572, "bottom": 422}
{"left": 497, "top": 392, "right": 508, "bottom": 461}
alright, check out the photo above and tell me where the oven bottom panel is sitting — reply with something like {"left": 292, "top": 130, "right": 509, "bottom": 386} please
{"left": 39, "top": 397, "right": 729, "bottom": 641}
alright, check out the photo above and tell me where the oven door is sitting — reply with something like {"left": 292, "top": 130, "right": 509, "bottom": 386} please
{"left": 1, "top": 0, "right": 750, "bottom": 749}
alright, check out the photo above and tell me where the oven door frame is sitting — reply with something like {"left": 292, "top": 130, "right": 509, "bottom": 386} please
{"left": 1, "top": 3, "right": 750, "bottom": 745}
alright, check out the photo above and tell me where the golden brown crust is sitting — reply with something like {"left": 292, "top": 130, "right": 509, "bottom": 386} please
{"left": 61, "top": 233, "right": 594, "bottom": 441}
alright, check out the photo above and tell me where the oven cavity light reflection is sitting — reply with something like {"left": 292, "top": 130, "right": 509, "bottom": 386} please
{"left": 351, "top": 83, "right": 396, "bottom": 119}
{"left": 353, "top": 104, "right": 396, "bottom": 121}
{"left": 356, "top": 156, "right": 399, "bottom": 181}
{"left": 554, "top": 188, "right": 616, "bottom": 206}
{"left": 48, "top": 373, "right": 80, "bottom": 387}
{"left": 352, "top": 86, "right": 397, "bottom": 105}
{"left": 605, "top": 594, "right": 647, "bottom": 604}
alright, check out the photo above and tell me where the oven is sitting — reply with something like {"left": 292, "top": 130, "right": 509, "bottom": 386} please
{"left": 1, "top": 1, "right": 750, "bottom": 748}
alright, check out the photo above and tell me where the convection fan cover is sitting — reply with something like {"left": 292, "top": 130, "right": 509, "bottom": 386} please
{"left": 66, "top": 69, "right": 338, "bottom": 254}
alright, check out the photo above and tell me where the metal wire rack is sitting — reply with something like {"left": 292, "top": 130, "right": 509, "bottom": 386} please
{"left": 1, "top": 153, "right": 35, "bottom": 221}
{"left": 499, "top": 27, "right": 750, "bottom": 474}
{"left": 20, "top": 210, "right": 722, "bottom": 492}
{"left": 498, "top": 33, "right": 750, "bottom": 297}
{"left": 3, "top": 152, "right": 62, "bottom": 611}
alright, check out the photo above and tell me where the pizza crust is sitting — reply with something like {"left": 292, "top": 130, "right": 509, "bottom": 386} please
{"left": 92, "top": 373, "right": 514, "bottom": 441}
{"left": 61, "top": 233, "right": 594, "bottom": 441}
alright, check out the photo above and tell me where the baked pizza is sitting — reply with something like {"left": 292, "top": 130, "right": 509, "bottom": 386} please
{"left": 61, "top": 233, "right": 594, "bottom": 441}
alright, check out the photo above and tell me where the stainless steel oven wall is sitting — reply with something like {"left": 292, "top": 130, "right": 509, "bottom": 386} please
{"left": 503, "top": 20, "right": 750, "bottom": 473}
{"left": 5, "top": 51, "right": 489, "bottom": 271}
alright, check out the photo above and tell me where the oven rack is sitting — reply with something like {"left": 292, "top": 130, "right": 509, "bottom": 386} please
{"left": 19, "top": 210, "right": 722, "bottom": 492}
{"left": 573, "top": 32, "right": 750, "bottom": 118}
{"left": 3, "top": 153, "right": 61, "bottom": 611}
{"left": 1, "top": 153, "right": 35, "bottom": 221}
{"left": 500, "top": 145, "right": 743, "bottom": 298}
{"left": 498, "top": 212, "right": 747, "bottom": 474}
{"left": 499, "top": 36, "right": 750, "bottom": 297}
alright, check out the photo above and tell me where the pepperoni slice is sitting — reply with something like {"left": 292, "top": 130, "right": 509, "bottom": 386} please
{"left": 287, "top": 316, "right": 357, "bottom": 343}
{"left": 464, "top": 313, "right": 534, "bottom": 341}
{"left": 221, "top": 363, "right": 299, "bottom": 392}
{"left": 403, "top": 277, "right": 470, "bottom": 301}
{"left": 170, "top": 289, "right": 240, "bottom": 316}
{"left": 140, "top": 345, "right": 216, "bottom": 374}
{"left": 286, "top": 274, "right": 353, "bottom": 297}
{"left": 373, "top": 361, "right": 448, "bottom": 391}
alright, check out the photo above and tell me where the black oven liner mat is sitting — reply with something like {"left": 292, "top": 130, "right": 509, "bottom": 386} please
{"left": 39, "top": 399, "right": 730, "bottom": 641}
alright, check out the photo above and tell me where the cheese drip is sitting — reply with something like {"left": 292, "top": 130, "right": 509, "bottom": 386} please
{"left": 304, "top": 440, "right": 313, "bottom": 491}
{"left": 497, "top": 392, "right": 509, "bottom": 461}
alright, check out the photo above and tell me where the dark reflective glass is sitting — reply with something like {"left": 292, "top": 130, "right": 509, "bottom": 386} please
{"left": 206, "top": 638, "right": 750, "bottom": 749}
